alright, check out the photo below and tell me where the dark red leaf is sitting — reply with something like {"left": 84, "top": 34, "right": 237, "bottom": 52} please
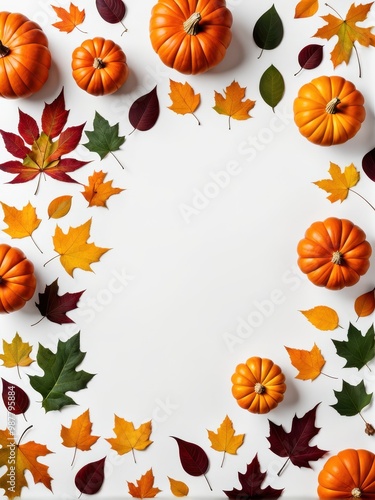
{"left": 18, "top": 109, "right": 39, "bottom": 145}
{"left": 172, "top": 436, "right": 209, "bottom": 477}
{"left": 2, "top": 378, "right": 30, "bottom": 417}
{"left": 47, "top": 123, "right": 86, "bottom": 162}
{"left": 362, "top": 147, "right": 375, "bottom": 182}
{"left": 128, "top": 86, "right": 159, "bottom": 132}
{"left": 75, "top": 457, "right": 106, "bottom": 495}
{"left": 44, "top": 158, "right": 90, "bottom": 182}
{"left": 35, "top": 279, "right": 85, "bottom": 325}
{"left": 224, "top": 454, "right": 283, "bottom": 499}
{"left": 96, "top": 0, "right": 126, "bottom": 24}
{"left": 295, "top": 44, "right": 323, "bottom": 75}
{"left": 0, "top": 161, "right": 39, "bottom": 183}
{"left": 41, "top": 88, "right": 69, "bottom": 139}
{"left": 0, "top": 130, "right": 29, "bottom": 159}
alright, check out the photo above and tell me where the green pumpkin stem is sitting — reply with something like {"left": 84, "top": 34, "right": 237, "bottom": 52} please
{"left": 183, "top": 12, "right": 202, "bottom": 35}
{"left": 0, "top": 40, "right": 10, "bottom": 58}
{"left": 326, "top": 97, "right": 341, "bottom": 114}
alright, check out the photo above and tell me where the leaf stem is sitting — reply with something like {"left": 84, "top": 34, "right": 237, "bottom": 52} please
{"left": 43, "top": 253, "right": 60, "bottom": 267}
{"left": 221, "top": 451, "right": 226, "bottom": 468}
{"left": 120, "top": 22, "right": 128, "bottom": 35}
{"left": 203, "top": 473, "right": 212, "bottom": 490}
{"left": 350, "top": 189, "right": 375, "bottom": 211}
{"left": 71, "top": 446, "right": 77, "bottom": 467}
{"left": 34, "top": 174, "right": 42, "bottom": 196}
{"left": 17, "top": 425, "right": 33, "bottom": 446}
{"left": 31, "top": 316, "right": 45, "bottom": 327}
{"left": 352, "top": 43, "right": 362, "bottom": 78}
{"left": 110, "top": 151, "right": 124, "bottom": 169}
{"left": 277, "top": 457, "right": 290, "bottom": 476}
{"left": 132, "top": 448, "right": 137, "bottom": 463}
{"left": 192, "top": 113, "right": 201, "bottom": 125}
{"left": 324, "top": 3, "right": 343, "bottom": 19}
{"left": 30, "top": 234, "right": 43, "bottom": 254}
{"left": 321, "top": 371, "right": 338, "bottom": 380}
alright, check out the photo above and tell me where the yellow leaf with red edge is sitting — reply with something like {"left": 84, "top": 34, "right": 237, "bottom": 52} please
{"left": 168, "top": 80, "right": 201, "bottom": 124}
{"left": 285, "top": 343, "right": 326, "bottom": 380}
{"left": 300, "top": 305, "right": 339, "bottom": 331}
{"left": 354, "top": 288, "right": 375, "bottom": 318}
{"left": 295, "top": 0, "right": 319, "bottom": 18}
{"left": 81, "top": 170, "right": 124, "bottom": 208}
{"left": 52, "top": 3, "right": 85, "bottom": 33}
{"left": 207, "top": 415, "right": 244, "bottom": 465}
{"left": 106, "top": 415, "right": 153, "bottom": 460}
{"left": 168, "top": 477, "right": 189, "bottom": 497}
{"left": 213, "top": 80, "right": 255, "bottom": 129}
{"left": 0, "top": 332, "right": 34, "bottom": 377}
{"left": 61, "top": 409, "right": 100, "bottom": 465}
{"left": 1, "top": 201, "right": 41, "bottom": 241}
{"left": 128, "top": 468, "right": 161, "bottom": 498}
{"left": 313, "top": 162, "right": 360, "bottom": 203}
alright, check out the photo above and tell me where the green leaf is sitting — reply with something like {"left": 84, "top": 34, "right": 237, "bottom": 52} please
{"left": 332, "top": 323, "right": 375, "bottom": 370}
{"left": 331, "top": 380, "right": 372, "bottom": 417}
{"left": 28, "top": 332, "right": 95, "bottom": 412}
{"left": 259, "top": 65, "right": 285, "bottom": 112}
{"left": 253, "top": 4, "right": 283, "bottom": 56}
{"left": 83, "top": 112, "right": 125, "bottom": 167}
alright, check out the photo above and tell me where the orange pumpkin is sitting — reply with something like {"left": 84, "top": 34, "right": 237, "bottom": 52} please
{"left": 71, "top": 37, "right": 129, "bottom": 96}
{"left": 297, "top": 217, "right": 372, "bottom": 291}
{"left": 0, "top": 244, "right": 36, "bottom": 313}
{"left": 149, "top": 0, "right": 233, "bottom": 75}
{"left": 293, "top": 75, "right": 365, "bottom": 146}
{"left": 231, "top": 357, "right": 286, "bottom": 414}
{"left": 317, "top": 449, "right": 375, "bottom": 499}
{"left": 0, "top": 12, "right": 51, "bottom": 99}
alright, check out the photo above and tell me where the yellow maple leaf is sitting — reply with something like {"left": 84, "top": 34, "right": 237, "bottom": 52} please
{"left": 314, "top": 162, "right": 360, "bottom": 203}
{"left": 295, "top": 0, "right": 319, "bottom": 18}
{"left": 207, "top": 415, "right": 244, "bottom": 466}
{"left": 168, "top": 80, "right": 201, "bottom": 124}
{"left": 106, "top": 415, "right": 153, "bottom": 462}
{"left": 213, "top": 80, "right": 255, "bottom": 129}
{"left": 1, "top": 201, "right": 42, "bottom": 252}
{"left": 285, "top": 343, "right": 326, "bottom": 381}
{"left": 61, "top": 409, "right": 100, "bottom": 465}
{"left": 52, "top": 3, "right": 85, "bottom": 33}
{"left": 0, "top": 332, "right": 34, "bottom": 378}
{"left": 128, "top": 469, "right": 161, "bottom": 499}
{"left": 81, "top": 170, "right": 124, "bottom": 208}
{"left": 300, "top": 305, "right": 340, "bottom": 331}
{"left": 50, "top": 218, "right": 110, "bottom": 276}
{"left": 168, "top": 477, "right": 189, "bottom": 497}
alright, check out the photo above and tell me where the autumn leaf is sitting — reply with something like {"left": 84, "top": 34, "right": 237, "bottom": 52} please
{"left": 168, "top": 477, "right": 189, "bottom": 497}
{"left": 48, "top": 218, "right": 110, "bottom": 277}
{"left": 295, "top": 0, "right": 319, "bottom": 18}
{"left": 172, "top": 436, "right": 211, "bottom": 489}
{"left": 332, "top": 323, "right": 375, "bottom": 370}
{"left": 295, "top": 44, "right": 324, "bottom": 75}
{"left": 300, "top": 305, "right": 339, "bottom": 331}
{"left": 313, "top": 2, "right": 375, "bottom": 76}
{"left": 285, "top": 343, "right": 326, "bottom": 381}
{"left": 314, "top": 162, "right": 360, "bottom": 203}
{"left": 75, "top": 457, "right": 106, "bottom": 495}
{"left": 0, "top": 426, "right": 53, "bottom": 499}
{"left": 128, "top": 469, "right": 161, "bottom": 499}
{"left": 52, "top": 3, "right": 86, "bottom": 33}
{"left": 48, "top": 195, "right": 72, "bottom": 219}
{"left": 259, "top": 65, "right": 285, "bottom": 111}
{"left": 106, "top": 415, "right": 153, "bottom": 462}
{"left": 0, "top": 333, "right": 34, "bottom": 378}
{"left": 81, "top": 170, "right": 124, "bottom": 207}
{"left": 129, "top": 86, "right": 160, "bottom": 132}
{"left": 168, "top": 80, "right": 201, "bottom": 125}
{"left": 1, "top": 378, "right": 30, "bottom": 418}
{"left": 1, "top": 201, "right": 42, "bottom": 252}
{"left": 207, "top": 415, "right": 244, "bottom": 467}
{"left": 96, "top": 0, "right": 127, "bottom": 34}
{"left": 253, "top": 5, "right": 284, "bottom": 56}
{"left": 354, "top": 288, "right": 375, "bottom": 318}
{"left": 61, "top": 409, "right": 99, "bottom": 466}
{"left": 213, "top": 80, "right": 255, "bottom": 130}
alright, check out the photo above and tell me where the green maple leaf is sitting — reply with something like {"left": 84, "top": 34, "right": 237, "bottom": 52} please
{"left": 29, "top": 332, "right": 95, "bottom": 412}
{"left": 332, "top": 323, "right": 375, "bottom": 370}
{"left": 331, "top": 380, "right": 372, "bottom": 416}
{"left": 83, "top": 111, "right": 125, "bottom": 168}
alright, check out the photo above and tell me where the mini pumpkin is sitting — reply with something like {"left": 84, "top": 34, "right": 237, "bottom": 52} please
{"left": 0, "top": 12, "right": 51, "bottom": 99}
{"left": 317, "top": 449, "right": 375, "bottom": 499}
{"left": 297, "top": 217, "right": 372, "bottom": 291}
{"left": 0, "top": 244, "right": 36, "bottom": 313}
{"left": 149, "top": 0, "right": 233, "bottom": 75}
{"left": 293, "top": 75, "right": 365, "bottom": 146}
{"left": 71, "top": 37, "right": 129, "bottom": 96}
{"left": 231, "top": 356, "right": 286, "bottom": 414}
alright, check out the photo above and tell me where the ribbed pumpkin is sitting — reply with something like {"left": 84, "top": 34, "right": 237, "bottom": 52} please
{"left": 71, "top": 37, "right": 129, "bottom": 96}
{"left": 0, "top": 244, "right": 36, "bottom": 313}
{"left": 0, "top": 12, "right": 51, "bottom": 99}
{"left": 317, "top": 449, "right": 375, "bottom": 499}
{"left": 231, "top": 357, "right": 286, "bottom": 414}
{"left": 297, "top": 217, "right": 372, "bottom": 291}
{"left": 149, "top": 0, "right": 233, "bottom": 75}
{"left": 293, "top": 75, "right": 365, "bottom": 146}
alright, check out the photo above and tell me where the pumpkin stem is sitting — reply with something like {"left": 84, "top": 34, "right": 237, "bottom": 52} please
{"left": 183, "top": 12, "right": 202, "bottom": 35}
{"left": 254, "top": 382, "right": 266, "bottom": 394}
{"left": 331, "top": 250, "right": 343, "bottom": 265}
{"left": 351, "top": 487, "right": 362, "bottom": 498}
{"left": 365, "top": 422, "right": 375, "bottom": 436}
{"left": 325, "top": 97, "right": 341, "bottom": 114}
{"left": 93, "top": 57, "right": 105, "bottom": 69}
{"left": 0, "top": 40, "right": 10, "bottom": 58}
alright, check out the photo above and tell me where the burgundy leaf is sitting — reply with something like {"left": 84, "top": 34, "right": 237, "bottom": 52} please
{"left": 129, "top": 86, "right": 159, "bottom": 132}
{"left": 0, "top": 160, "right": 27, "bottom": 174}
{"left": 47, "top": 123, "right": 86, "bottom": 162}
{"left": 224, "top": 454, "right": 283, "bottom": 499}
{"left": 362, "top": 147, "right": 375, "bottom": 182}
{"left": 75, "top": 457, "right": 106, "bottom": 495}
{"left": 44, "top": 158, "right": 90, "bottom": 182}
{"left": 172, "top": 436, "right": 211, "bottom": 489}
{"left": 41, "top": 88, "right": 70, "bottom": 139}
{"left": 295, "top": 44, "right": 323, "bottom": 75}
{"left": 0, "top": 130, "right": 29, "bottom": 159}
{"left": 2, "top": 378, "right": 30, "bottom": 417}
{"left": 96, "top": 0, "right": 126, "bottom": 24}
{"left": 35, "top": 279, "right": 85, "bottom": 325}
{"left": 18, "top": 109, "right": 39, "bottom": 145}
{"left": 0, "top": 161, "right": 39, "bottom": 183}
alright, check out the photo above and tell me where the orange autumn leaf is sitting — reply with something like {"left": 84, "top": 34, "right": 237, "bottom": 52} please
{"left": 295, "top": 0, "right": 319, "bottom": 18}
{"left": 128, "top": 469, "right": 161, "bottom": 499}
{"left": 300, "top": 305, "right": 339, "bottom": 331}
{"left": 48, "top": 195, "right": 73, "bottom": 219}
{"left": 285, "top": 343, "right": 326, "bottom": 381}
{"left": 1, "top": 201, "right": 42, "bottom": 252}
{"left": 168, "top": 80, "right": 201, "bottom": 125}
{"left": 207, "top": 415, "right": 244, "bottom": 467}
{"left": 0, "top": 332, "right": 34, "bottom": 378}
{"left": 106, "top": 415, "right": 153, "bottom": 462}
{"left": 213, "top": 80, "right": 255, "bottom": 129}
{"left": 61, "top": 409, "right": 100, "bottom": 466}
{"left": 52, "top": 3, "right": 85, "bottom": 33}
{"left": 313, "top": 162, "right": 360, "bottom": 203}
{"left": 81, "top": 170, "right": 124, "bottom": 208}
{"left": 354, "top": 288, "right": 375, "bottom": 318}
{"left": 168, "top": 477, "right": 189, "bottom": 497}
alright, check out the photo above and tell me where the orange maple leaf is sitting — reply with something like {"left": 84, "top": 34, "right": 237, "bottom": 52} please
{"left": 213, "top": 80, "right": 255, "bottom": 129}
{"left": 128, "top": 469, "right": 161, "bottom": 499}
{"left": 1, "top": 201, "right": 42, "bottom": 252}
{"left": 285, "top": 343, "right": 326, "bottom": 381}
{"left": 106, "top": 415, "right": 153, "bottom": 462}
{"left": 207, "top": 415, "right": 244, "bottom": 467}
{"left": 168, "top": 80, "right": 201, "bottom": 125}
{"left": 313, "top": 162, "right": 360, "bottom": 203}
{"left": 81, "top": 170, "right": 124, "bottom": 208}
{"left": 295, "top": 0, "right": 319, "bottom": 18}
{"left": 52, "top": 3, "right": 85, "bottom": 33}
{"left": 61, "top": 409, "right": 100, "bottom": 465}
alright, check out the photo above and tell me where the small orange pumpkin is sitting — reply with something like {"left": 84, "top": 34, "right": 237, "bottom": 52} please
{"left": 149, "top": 0, "right": 233, "bottom": 75}
{"left": 71, "top": 37, "right": 129, "bottom": 96}
{"left": 293, "top": 75, "right": 365, "bottom": 146}
{"left": 0, "top": 244, "right": 36, "bottom": 313}
{"left": 297, "top": 217, "right": 372, "bottom": 291}
{"left": 317, "top": 449, "right": 375, "bottom": 499}
{"left": 0, "top": 12, "right": 51, "bottom": 98}
{"left": 231, "top": 357, "right": 286, "bottom": 414}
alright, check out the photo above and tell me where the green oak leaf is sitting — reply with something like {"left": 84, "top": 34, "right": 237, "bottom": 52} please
{"left": 29, "top": 332, "right": 95, "bottom": 412}
{"left": 83, "top": 111, "right": 125, "bottom": 168}
{"left": 331, "top": 380, "right": 372, "bottom": 416}
{"left": 332, "top": 323, "right": 375, "bottom": 370}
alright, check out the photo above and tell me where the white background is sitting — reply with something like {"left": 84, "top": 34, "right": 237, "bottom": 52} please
{"left": 0, "top": 0, "right": 374, "bottom": 498}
